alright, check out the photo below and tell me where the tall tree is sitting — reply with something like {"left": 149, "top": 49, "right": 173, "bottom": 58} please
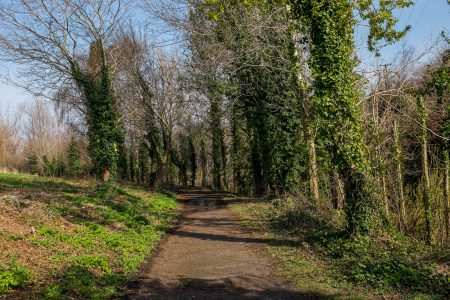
{"left": 0, "top": 0, "right": 126, "bottom": 182}
{"left": 291, "top": 0, "right": 412, "bottom": 234}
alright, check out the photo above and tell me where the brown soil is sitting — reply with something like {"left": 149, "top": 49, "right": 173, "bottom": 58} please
{"left": 122, "top": 190, "right": 326, "bottom": 300}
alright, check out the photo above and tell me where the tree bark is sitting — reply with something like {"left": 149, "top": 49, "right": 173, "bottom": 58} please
{"left": 418, "top": 96, "right": 433, "bottom": 244}
{"left": 200, "top": 138, "right": 207, "bottom": 188}
{"left": 332, "top": 171, "right": 345, "bottom": 209}
{"left": 444, "top": 150, "right": 449, "bottom": 240}
{"left": 307, "top": 129, "right": 320, "bottom": 203}
{"left": 394, "top": 121, "right": 406, "bottom": 232}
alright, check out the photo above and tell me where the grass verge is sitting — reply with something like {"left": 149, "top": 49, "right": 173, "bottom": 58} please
{"left": 0, "top": 173, "right": 180, "bottom": 299}
{"left": 230, "top": 198, "right": 449, "bottom": 299}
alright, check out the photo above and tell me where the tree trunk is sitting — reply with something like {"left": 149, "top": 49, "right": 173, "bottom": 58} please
{"left": 307, "top": 129, "right": 320, "bottom": 203}
{"left": 418, "top": 96, "right": 433, "bottom": 244}
{"left": 211, "top": 95, "right": 222, "bottom": 190}
{"left": 102, "top": 169, "right": 111, "bottom": 182}
{"left": 231, "top": 112, "right": 242, "bottom": 193}
{"left": 71, "top": 43, "right": 123, "bottom": 183}
{"left": 294, "top": 0, "right": 375, "bottom": 235}
{"left": 332, "top": 171, "right": 345, "bottom": 209}
{"left": 153, "top": 134, "right": 170, "bottom": 189}
{"left": 305, "top": 124, "right": 320, "bottom": 204}
{"left": 220, "top": 129, "right": 228, "bottom": 190}
{"left": 200, "top": 138, "right": 207, "bottom": 188}
{"left": 394, "top": 121, "right": 406, "bottom": 232}
{"left": 156, "top": 148, "right": 169, "bottom": 188}
{"left": 444, "top": 150, "right": 449, "bottom": 240}
{"left": 381, "top": 174, "right": 390, "bottom": 220}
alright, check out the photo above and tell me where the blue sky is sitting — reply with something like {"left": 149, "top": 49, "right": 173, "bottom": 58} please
{"left": 0, "top": 0, "right": 448, "bottom": 111}
{"left": 357, "top": 0, "right": 449, "bottom": 65}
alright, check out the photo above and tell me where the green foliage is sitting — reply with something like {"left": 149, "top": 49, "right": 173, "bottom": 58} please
{"left": 41, "top": 266, "right": 122, "bottom": 300}
{"left": 69, "top": 255, "right": 111, "bottom": 273}
{"left": 27, "top": 152, "right": 39, "bottom": 175}
{"left": 42, "top": 155, "right": 66, "bottom": 177}
{"left": 429, "top": 47, "right": 450, "bottom": 100}
{"left": 430, "top": 42, "right": 450, "bottom": 145}
{"left": 0, "top": 261, "right": 31, "bottom": 293}
{"left": 70, "top": 43, "right": 124, "bottom": 182}
{"left": 67, "top": 137, "right": 82, "bottom": 177}
{"left": 293, "top": 0, "right": 378, "bottom": 234}
{"left": 355, "top": 0, "right": 413, "bottom": 55}
{"left": 325, "top": 236, "right": 448, "bottom": 295}
{"left": 189, "top": 1, "right": 305, "bottom": 195}
{"left": 232, "top": 199, "right": 449, "bottom": 298}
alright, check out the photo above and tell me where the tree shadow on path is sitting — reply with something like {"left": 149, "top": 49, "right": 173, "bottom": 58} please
{"left": 122, "top": 277, "right": 338, "bottom": 300}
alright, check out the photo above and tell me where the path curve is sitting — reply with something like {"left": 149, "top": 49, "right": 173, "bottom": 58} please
{"left": 122, "top": 190, "right": 321, "bottom": 300}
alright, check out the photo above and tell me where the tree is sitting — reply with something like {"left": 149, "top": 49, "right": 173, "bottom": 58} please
{"left": 67, "top": 137, "right": 82, "bottom": 177}
{"left": 291, "top": 0, "right": 412, "bottom": 234}
{"left": 186, "top": 0, "right": 304, "bottom": 195}
{"left": 27, "top": 152, "right": 38, "bottom": 175}
{"left": 0, "top": 0, "right": 127, "bottom": 182}
{"left": 188, "top": 135, "right": 197, "bottom": 186}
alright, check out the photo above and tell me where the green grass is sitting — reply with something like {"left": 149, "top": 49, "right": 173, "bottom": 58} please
{"left": 0, "top": 260, "right": 32, "bottom": 293}
{"left": 0, "top": 173, "right": 180, "bottom": 299}
{"left": 230, "top": 198, "right": 449, "bottom": 299}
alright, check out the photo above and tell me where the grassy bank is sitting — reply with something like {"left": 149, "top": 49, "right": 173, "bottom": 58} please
{"left": 0, "top": 173, "right": 180, "bottom": 299}
{"left": 230, "top": 198, "right": 449, "bottom": 299}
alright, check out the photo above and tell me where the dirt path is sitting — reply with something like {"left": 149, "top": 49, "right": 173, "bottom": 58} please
{"left": 122, "top": 190, "right": 323, "bottom": 300}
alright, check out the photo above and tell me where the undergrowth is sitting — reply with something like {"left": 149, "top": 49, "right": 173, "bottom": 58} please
{"left": 231, "top": 198, "right": 449, "bottom": 299}
{"left": 0, "top": 259, "right": 32, "bottom": 293}
{"left": 0, "top": 173, "right": 180, "bottom": 299}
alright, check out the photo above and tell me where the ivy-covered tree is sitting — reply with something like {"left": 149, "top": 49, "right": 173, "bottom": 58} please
{"left": 289, "top": 0, "right": 413, "bottom": 234}
{"left": 189, "top": 0, "right": 304, "bottom": 195}
{"left": 71, "top": 41, "right": 125, "bottom": 183}
{"left": 0, "top": 1, "right": 127, "bottom": 183}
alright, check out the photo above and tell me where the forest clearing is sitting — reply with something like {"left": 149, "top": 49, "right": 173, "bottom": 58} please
{"left": 0, "top": 0, "right": 449, "bottom": 299}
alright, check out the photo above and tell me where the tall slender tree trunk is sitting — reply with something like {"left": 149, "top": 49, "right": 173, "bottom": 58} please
{"left": 251, "top": 133, "right": 264, "bottom": 196}
{"left": 444, "top": 150, "right": 449, "bottom": 240}
{"left": 307, "top": 128, "right": 320, "bottom": 203}
{"left": 394, "top": 121, "right": 406, "bottom": 232}
{"left": 381, "top": 174, "right": 389, "bottom": 218}
{"left": 372, "top": 90, "right": 390, "bottom": 221}
{"left": 418, "top": 96, "right": 433, "bottom": 244}
{"left": 200, "top": 138, "right": 207, "bottom": 188}
{"left": 220, "top": 130, "right": 228, "bottom": 190}
{"left": 211, "top": 95, "right": 222, "bottom": 190}
{"left": 231, "top": 114, "right": 241, "bottom": 193}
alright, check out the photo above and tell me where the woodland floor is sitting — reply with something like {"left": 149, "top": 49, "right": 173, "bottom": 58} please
{"left": 121, "top": 190, "right": 328, "bottom": 300}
